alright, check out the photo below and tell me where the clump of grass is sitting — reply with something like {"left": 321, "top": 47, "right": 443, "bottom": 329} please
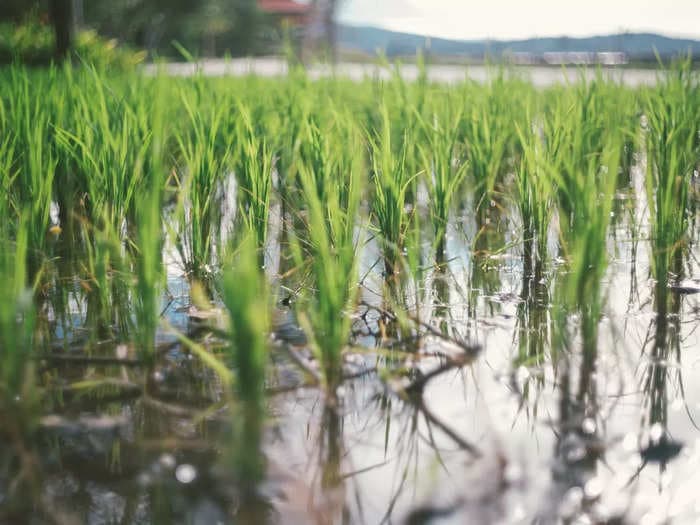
{"left": 220, "top": 232, "right": 270, "bottom": 488}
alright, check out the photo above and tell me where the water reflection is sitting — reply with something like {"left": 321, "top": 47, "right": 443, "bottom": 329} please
{"left": 4, "top": 176, "right": 700, "bottom": 524}
{"left": 468, "top": 205, "right": 506, "bottom": 323}
{"left": 636, "top": 248, "right": 685, "bottom": 482}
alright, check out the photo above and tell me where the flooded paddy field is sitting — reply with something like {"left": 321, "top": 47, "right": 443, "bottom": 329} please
{"left": 0, "top": 62, "right": 699, "bottom": 524}
{"left": 146, "top": 58, "right": 662, "bottom": 87}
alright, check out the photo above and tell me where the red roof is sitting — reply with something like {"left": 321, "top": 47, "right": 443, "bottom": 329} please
{"left": 258, "top": 0, "right": 311, "bottom": 15}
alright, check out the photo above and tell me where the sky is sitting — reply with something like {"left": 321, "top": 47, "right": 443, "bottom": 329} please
{"left": 338, "top": 0, "right": 700, "bottom": 41}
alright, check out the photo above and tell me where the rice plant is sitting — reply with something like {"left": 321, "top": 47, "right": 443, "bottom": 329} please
{"left": 5, "top": 69, "right": 56, "bottom": 274}
{"left": 132, "top": 182, "right": 164, "bottom": 359}
{"left": 0, "top": 217, "right": 39, "bottom": 433}
{"left": 0, "top": 135, "right": 16, "bottom": 229}
{"left": 369, "top": 104, "right": 414, "bottom": 278}
{"left": 292, "top": 137, "right": 362, "bottom": 393}
{"left": 552, "top": 119, "right": 622, "bottom": 360}
{"left": 460, "top": 73, "right": 525, "bottom": 218}
{"left": 643, "top": 61, "right": 700, "bottom": 315}
{"left": 235, "top": 105, "right": 273, "bottom": 256}
{"left": 418, "top": 107, "right": 468, "bottom": 259}
{"left": 54, "top": 66, "right": 151, "bottom": 232}
{"left": 1, "top": 57, "right": 699, "bottom": 522}
{"left": 515, "top": 115, "right": 555, "bottom": 273}
{"left": 81, "top": 220, "right": 131, "bottom": 341}
{"left": 173, "top": 94, "right": 230, "bottom": 288}
{"left": 220, "top": 233, "right": 270, "bottom": 488}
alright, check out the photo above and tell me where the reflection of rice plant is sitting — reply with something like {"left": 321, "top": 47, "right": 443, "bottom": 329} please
{"left": 221, "top": 233, "right": 270, "bottom": 488}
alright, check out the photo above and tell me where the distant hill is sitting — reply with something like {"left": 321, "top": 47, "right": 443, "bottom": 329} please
{"left": 338, "top": 25, "right": 700, "bottom": 60}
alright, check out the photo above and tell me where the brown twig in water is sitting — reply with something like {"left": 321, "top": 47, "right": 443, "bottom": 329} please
{"left": 388, "top": 356, "right": 482, "bottom": 457}
{"left": 280, "top": 343, "right": 322, "bottom": 384}
{"left": 358, "top": 300, "right": 481, "bottom": 358}
{"left": 37, "top": 354, "right": 145, "bottom": 367}
{"left": 416, "top": 397, "right": 482, "bottom": 457}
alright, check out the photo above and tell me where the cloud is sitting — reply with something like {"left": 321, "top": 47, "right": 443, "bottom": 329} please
{"left": 339, "top": 0, "right": 700, "bottom": 40}
{"left": 340, "top": 0, "right": 421, "bottom": 26}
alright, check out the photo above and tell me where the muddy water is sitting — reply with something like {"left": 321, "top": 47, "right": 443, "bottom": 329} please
{"left": 3, "top": 175, "right": 700, "bottom": 525}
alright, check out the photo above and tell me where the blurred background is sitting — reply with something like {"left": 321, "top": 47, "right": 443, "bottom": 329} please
{"left": 1, "top": 0, "right": 699, "bottom": 66}
{"left": 0, "top": 0, "right": 335, "bottom": 64}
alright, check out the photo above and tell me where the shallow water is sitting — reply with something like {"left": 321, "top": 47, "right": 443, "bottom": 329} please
{"left": 146, "top": 59, "right": 662, "bottom": 87}
{"left": 5, "top": 159, "right": 700, "bottom": 525}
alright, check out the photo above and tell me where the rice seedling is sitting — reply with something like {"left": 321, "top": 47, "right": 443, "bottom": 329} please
{"left": 132, "top": 186, "right": 164, "bottom": 359}
{"left": 0, "top": 134, "right": 16, "bottom": 226}
{"left": 272, "top": 72, "right": 310, "bottom": 189}
{"left": 0, "top": 215, "right": 44, "bottom": 512}
{"left": 643, "top": 60, "right": 700, "bottom": 315}
{"left": 417, "top": 106, "right": 468, "bottom": 259}
{"left": 81, "top": 221, "right": 131, "bottom": 341}
{"left": 173, "top": 93, "right": 230, "bottom": 288}
{"left": 0, "top": 216, "right": 39, "bottom": 432}
{"left": 295, "top": 120, "right": 335, "bottom": 207}
{"left": 220, "top": 232, "right": 270, "bottom": 488}
{"left": 292, "top": 134, "right": 362, "bottom": 393}
{"left": 2, "top": 56, "right": 700, "bottom": 522}
{"left": 460, "top": 74, "right": 524, "bottom": 219}
{"left": 234, "top": 105, "right": 273, "bottom": 256}
{"left": 515, "top": 115, "right": 555, "bottom": 273}
{"left": 552, "top": 122, "right": 622, "bottom": 361}
{"left": 369, "top": 104, "right": 414, "bottom": 278}
{"left": 4, "top": 69, "right": 56, "bottom": 274}
{"left": 54, "top": 66, "right": 152, "bottom": 232}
